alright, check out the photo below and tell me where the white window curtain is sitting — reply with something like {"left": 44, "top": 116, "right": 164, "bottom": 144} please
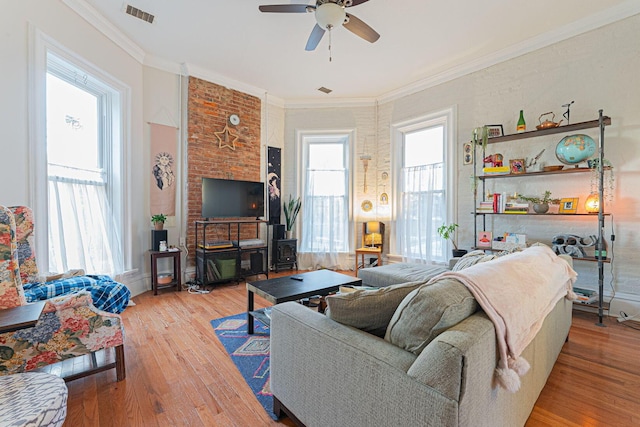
{"left": 297, "top": 136, "right": 351, "bottom": 270}
{"left": 397, "top": 163, "right": 446, "bottom": 263}
{"left": 48, "top": 174, "right": 123, "bottom": 276}
{"left": 44, "top": 50, "right": 125, "bottom": 278}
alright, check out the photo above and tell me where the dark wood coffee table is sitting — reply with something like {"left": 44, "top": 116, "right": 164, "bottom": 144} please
{"left": 246, "top": 270, "right": 361, "bottom": 334}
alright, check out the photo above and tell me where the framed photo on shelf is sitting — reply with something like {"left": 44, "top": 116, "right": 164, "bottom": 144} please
{"left": 477, "top": 231, "right": 492, "bottom": 248}
{"left": 509, "top": 159, "right": 526, "bottom": 174}
{"left": 559, "top": 197, "right": 579, "bottom": 214}
{"left": 463, "top": 141, "right": 473, "bottom": 165}
{"left": 486, "top": 125, "right": 504, "bottom": 138}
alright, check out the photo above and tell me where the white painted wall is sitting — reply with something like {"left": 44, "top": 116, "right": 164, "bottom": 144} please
{"left": 1, "top": 1, "right": 147, "bottom": 295}
{"left": 284, "top": 14, "right": 640, "bottom": 311}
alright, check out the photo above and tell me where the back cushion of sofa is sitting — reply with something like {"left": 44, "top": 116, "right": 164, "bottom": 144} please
{"left": 385, "top": 278, "right": 478, "bottom": 355}
{"left": 325, "top": 281, "right": 425, "bottom": 337}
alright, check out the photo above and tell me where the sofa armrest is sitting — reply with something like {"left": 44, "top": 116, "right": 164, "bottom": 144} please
{"left": 407, "top": 311, "right": 495, "bottom": 401}
{"left": 270, "top": 302, "right": 458, "bottom": 427}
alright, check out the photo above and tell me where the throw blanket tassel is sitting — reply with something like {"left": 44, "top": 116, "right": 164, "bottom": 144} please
{"left": 495, "top": 356, "right": 530, "bottom": 392}
{"left": 495, "top": 367, "right": 521, "bottom": 393}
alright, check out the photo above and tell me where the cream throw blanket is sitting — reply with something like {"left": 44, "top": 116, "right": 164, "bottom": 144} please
{"left": 430, "top": 245, "right": 577, "bottom": 392}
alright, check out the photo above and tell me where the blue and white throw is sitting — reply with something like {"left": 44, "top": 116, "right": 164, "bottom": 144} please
{"left": 23, "top": 275, "right": 130, "bottom": 314}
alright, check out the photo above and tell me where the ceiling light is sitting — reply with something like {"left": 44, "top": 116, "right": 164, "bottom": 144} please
{"left": 315, "top": 3, "right": 346, "bottom": 30}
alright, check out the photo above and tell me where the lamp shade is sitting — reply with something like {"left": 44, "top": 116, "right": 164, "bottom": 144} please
{"left": 585, "top": 193, "right": 600, "bottom": 213}
{"left": 365, "top": 221, "right": 381, "bottom": 234}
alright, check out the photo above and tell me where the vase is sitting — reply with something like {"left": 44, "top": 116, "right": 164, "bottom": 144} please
{"left": 154, "top": 222, "right": 164, "bottom": 230}
{"left": 285, "top": 230, "right": 294, "bottom": 239}
{"left": 533, "top": 203, "right": 549, "bottom": 214}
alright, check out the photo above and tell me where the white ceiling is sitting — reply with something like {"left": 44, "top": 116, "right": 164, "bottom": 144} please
{"left": 73, "top": 0, "right": 639, "bottom": 104}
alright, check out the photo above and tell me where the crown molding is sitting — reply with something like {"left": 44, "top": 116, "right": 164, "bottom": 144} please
{"left": 377, "top": 1, "right": 640, "bottom": 104}
{"left": 62, "top": 0, "right": 145, "bottom": 63}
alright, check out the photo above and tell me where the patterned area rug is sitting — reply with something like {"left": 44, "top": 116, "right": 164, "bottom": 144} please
{"left": 210, "top": 313, "right": 276, "bottom": 420}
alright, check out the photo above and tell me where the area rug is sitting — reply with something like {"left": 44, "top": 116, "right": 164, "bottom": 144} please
{"left": 210, "top": 313, "right": 276, "bottom": 420}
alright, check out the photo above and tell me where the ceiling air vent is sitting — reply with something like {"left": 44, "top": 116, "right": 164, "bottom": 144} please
{"left": 317, "top": 87, "right": 332, "bottom": 94}
{"left": 125, "top": 5, "right": 155, "bottom": 24}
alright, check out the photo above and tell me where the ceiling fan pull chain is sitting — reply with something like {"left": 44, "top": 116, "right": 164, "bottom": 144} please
{"left": 329, "top": 30, "right": 333, "bottom": 62}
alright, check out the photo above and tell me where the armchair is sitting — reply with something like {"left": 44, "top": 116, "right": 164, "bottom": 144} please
{"left": 0, "top": 205, "right": 125, "bottom": 381}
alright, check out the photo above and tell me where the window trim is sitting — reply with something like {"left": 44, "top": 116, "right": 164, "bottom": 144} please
{"left": 29, "top": 26, "right": 132, "bottom": 273}
{"left": 390, "top": 106, "right": 457, "bottom": 258}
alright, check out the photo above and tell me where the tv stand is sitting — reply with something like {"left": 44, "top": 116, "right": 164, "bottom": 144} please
{"left": 195, "top": 219, "right": 269, "bottom": 286}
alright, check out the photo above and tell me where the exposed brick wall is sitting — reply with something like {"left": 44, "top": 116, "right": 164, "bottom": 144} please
{"left": 187, "top": 76, "right": 261, "bottom": 266}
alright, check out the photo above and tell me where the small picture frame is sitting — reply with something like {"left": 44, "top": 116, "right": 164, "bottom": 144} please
{"left": 477, "top": 231, "right": 492, "bottom": 248}
{"left": 559, "top": 197, "right": 579, "bottom": 214}
{"left": 486, "top": 125, "right": 504, "bottom": 138}
{"left": 463, "top": 141, "right": 473, "bottom": 165}
{"left": 509, "top": 159, "right": 526, "bottom": 174}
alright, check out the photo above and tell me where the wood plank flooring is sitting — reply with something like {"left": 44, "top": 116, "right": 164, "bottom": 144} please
{"left": 62, "top": 271, "right": 640, "bottom": 426}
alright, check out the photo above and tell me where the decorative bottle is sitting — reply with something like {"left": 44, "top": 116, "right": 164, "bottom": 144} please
{"left": 517, "top": 110, "right": 526, "bottom": 133}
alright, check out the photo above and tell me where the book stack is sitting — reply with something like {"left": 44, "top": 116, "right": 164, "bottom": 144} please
{"left": 573, "top": 287, "right": 598, "bottom": 304}
{"left": 477, "top": 201, "right": 494, "bottom": 213}
{"left": 483, "top": 166, "right": 510, "bottom": 175}
{"left": 492, "top": 193, "right": 507, "bottom": 213}
{"left": 504, "top": 202, "right": 529, "bottom": 214}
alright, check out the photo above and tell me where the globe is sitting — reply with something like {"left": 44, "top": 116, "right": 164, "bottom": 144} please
{"left": 555, "top": 134, "right": 597, "bottom": 165}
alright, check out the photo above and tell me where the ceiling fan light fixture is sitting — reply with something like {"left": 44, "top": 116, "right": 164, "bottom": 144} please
{"left": 315, "top": 3, "right": 346, "bottom": 30}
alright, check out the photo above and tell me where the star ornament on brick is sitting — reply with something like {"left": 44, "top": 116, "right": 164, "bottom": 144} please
{"left": 215, "top": 125, "right": 239, "bottom": 151}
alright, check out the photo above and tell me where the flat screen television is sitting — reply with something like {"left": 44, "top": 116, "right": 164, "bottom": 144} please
{"left": 201, "top": 177, "right": 265, "bottom": 219}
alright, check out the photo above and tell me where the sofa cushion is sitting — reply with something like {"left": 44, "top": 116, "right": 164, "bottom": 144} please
{"left": 357, "top": 263, "right": 448, "bottom": 287}
{"left": 385, "top": 278, "right": 478, "bottom": 355}
{"left": 325, "top": 281, "right": 425, "bottom": 337}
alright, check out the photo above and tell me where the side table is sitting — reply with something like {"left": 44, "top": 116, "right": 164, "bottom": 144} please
{"left": 150, "top": 249, "right": 182, "bottom": 295}
{"left": 355, "top": 247, "right": 382, "bottom": 275}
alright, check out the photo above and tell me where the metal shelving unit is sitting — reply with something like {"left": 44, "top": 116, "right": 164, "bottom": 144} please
{"left": 472, "top": 110, "right": 611, "bottom": 325}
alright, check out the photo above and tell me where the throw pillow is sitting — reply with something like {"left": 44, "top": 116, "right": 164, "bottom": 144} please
{"left": 384, "top": 278, "right": 478, "bottom": 355}
{"left": 325, "top": 281, "right": 425, "bottom": 337}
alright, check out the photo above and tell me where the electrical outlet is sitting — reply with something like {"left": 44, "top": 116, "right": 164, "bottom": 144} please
{"left": 179, "top": 237, "right": 186, "bottom": 246}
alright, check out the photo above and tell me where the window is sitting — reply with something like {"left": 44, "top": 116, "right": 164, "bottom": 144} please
{"left": 393, "top": 108, "right": 455, "bottom": 263}
{"left": 299, "top": 133, "right": 351, "bottom": 263}
{"left": 42, "top": 50, "right": 124, "bottom": 276}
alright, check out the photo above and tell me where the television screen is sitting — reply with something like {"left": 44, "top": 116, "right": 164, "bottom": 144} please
{"left": 201, "top": 178, "right": 265, "bottom": 219}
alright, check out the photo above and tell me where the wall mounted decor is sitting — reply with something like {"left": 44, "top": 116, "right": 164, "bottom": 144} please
{"left": 268, "top": 146, "right": 282, "bottom": 224}
{"left": 215, "top": 125, "right": 239, "bottom": 150}
{"left": 463, "top": 141, "right": 473, "bottom": 165}
{"left": 361, "top": 200, "right": 373, "bottom": 212}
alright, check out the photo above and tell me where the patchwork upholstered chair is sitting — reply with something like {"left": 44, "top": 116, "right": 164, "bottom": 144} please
{"left": 0, "top": 205, "right": 125, "bottom": 381}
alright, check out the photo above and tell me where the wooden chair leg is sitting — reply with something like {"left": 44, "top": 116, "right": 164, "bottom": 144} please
{"left": 115, "top": 344, "right": 126, "bottom": 381}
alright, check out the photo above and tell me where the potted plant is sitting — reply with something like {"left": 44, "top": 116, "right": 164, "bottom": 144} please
{"left": 437, "top": 223, "right": 467, "bottom": 257}
{"left": 518, "top": 191, "right": 560, "bottom": 214}
{"left": 151, "top": 214, "right": 167, "bottom": 230}
{"left": 283, "top": 195, "right": 301, "bottom": 239}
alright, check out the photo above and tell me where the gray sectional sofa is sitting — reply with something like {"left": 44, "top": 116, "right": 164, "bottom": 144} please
{"left": 270, "top": 254, "right": 573, "bottom": 427}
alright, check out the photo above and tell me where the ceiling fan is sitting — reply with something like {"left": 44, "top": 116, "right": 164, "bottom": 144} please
{"left": 259, "top": 0, "right": 380, "bottom": 51}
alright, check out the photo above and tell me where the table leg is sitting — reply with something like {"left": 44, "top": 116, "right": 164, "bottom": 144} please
{"left": 247, "top": 290, "right": 254, "bottom": 334}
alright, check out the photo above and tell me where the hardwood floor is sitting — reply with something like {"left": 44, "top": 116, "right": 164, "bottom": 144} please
{"left": 63, "top": 272, "right": 640, "bottom": 426}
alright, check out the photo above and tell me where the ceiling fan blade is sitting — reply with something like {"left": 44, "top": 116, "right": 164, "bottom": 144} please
{"left": 305, "top": 24, "right": 326, "bottom": 51}
{"left": 347, "top": 0, "right": 370, "bottom": 6}
{"left": 258, "top": 4, "right": 311, "bottom": 13}
{"left": 343, "top": 13, "right": 380, "bottom": 43}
